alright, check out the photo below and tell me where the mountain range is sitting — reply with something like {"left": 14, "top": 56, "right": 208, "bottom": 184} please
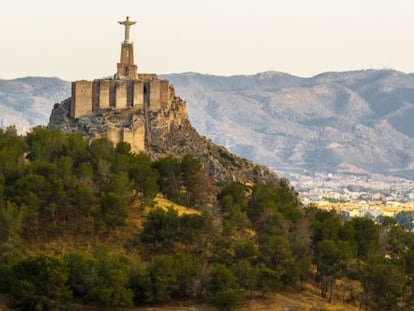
{"left": 162, "top": 70, "right": 414, "bottom": 177}
{"left": 0, "top": 77, "right": 70, "bottom": 133}
{"left": 2, "top": 69, "right": 414, "bottom": 177}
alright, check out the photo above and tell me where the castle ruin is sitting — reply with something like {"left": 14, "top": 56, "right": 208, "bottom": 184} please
{"left": 70, "top": 17, "right": 181, "bottom": 153}
{"left": 49, "top": 17, "right": 279, "bottom": 185}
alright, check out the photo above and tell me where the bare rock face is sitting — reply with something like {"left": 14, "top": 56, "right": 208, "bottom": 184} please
{"left": 48, "top": 82, "right": 278, "bottom": 185}
{"left": 147, "top": 113, "right": 278, "bottom": 185}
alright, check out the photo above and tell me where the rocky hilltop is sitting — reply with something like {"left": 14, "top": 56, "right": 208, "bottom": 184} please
{"left": 47, "top": 17, "right": 278, "bottom": 186}
{"left": 48, "top": 82, "right": 278, "bottom": 185}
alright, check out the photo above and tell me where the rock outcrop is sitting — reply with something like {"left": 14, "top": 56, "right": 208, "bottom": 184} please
{"left": 48, "top": 82, "right": 278, "bottom": 185}
{"left": 48, "top": 16, "right": 278, "bottom": 185}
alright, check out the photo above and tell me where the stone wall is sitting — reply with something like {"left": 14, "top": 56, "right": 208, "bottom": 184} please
{"left": 160, "top": 80, "right": 170, "bottom": 108}
{"left": 71, "top": 76, "right": 172, "bottom": 117}
{"left": 98, "top": 80, "right": 110, "bottom": 108}
{"left": 148, "top": 80, "right": 161, "bottom": 111}
{"left": 133, "top": 81, "right": 144, "bottom": 109}
{"left": 123, "top": 125, "right": 145, "bottom": 152}
{"left": 115, "top": 80, "right": 128, "bottom": 109}
{"left": 107, "top": 126, "right": 123, "bottom": 145}
{"left": 71, "top": 81, "right": 93, "bottom": 118}
{"left": 106, "top": 122, "right": 145, "bottom": 153}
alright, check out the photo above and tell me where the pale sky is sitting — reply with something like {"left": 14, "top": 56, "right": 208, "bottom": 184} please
{"left": 1, "top": 0, "right": 414, "bottom": 81}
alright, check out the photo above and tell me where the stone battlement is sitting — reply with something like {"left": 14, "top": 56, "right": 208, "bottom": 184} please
{"left": 69, "top": 75, "right": 179, "bottom": 153}
{"left": 70, "top": 75, "right": 172, "bottom": 118}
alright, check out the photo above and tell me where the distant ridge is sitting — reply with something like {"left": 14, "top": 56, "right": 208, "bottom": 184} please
{"left": 0, "top": 77, "right": 70, "bottom": 133}
{"left": 162, "top": 69, "right": 414, "bottom": 177}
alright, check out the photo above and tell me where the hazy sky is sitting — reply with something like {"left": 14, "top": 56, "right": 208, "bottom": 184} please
{"left": 1, "top": 0, "right": 414, "bottom": 80}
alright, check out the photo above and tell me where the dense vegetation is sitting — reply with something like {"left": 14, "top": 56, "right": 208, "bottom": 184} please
{"left": 1, "top": 126, "right": 414, "bottom": 310}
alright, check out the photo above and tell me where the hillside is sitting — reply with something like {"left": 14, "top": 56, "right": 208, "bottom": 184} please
{"left": 1, "top": 127, "right": 412, "bottom": 311}
{"left": 3, "top": 69, "right": 414, "bottom": 176}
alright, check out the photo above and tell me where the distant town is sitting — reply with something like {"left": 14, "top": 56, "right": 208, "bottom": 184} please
{"left": 277, "top": 168, "right": 414, "bottom": 220}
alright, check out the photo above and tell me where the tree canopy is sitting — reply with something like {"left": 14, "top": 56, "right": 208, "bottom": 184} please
{"left": 0, "top": 126, "right": 413, "bottom": 310}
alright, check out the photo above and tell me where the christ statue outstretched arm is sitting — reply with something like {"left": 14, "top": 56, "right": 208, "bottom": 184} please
{"left": 119, "top": 16, "right": 137, "bottom": 42}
